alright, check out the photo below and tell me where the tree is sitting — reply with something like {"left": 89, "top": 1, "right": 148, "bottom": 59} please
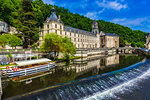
{"left": 119, "top": 37, "right": 126, "bottom": 47}
{"left": 62, "top": 36, "right": 76, "bottom": 56}
{"left": 8, "top": 35, "right": 23, "bottom": 48}
{"left": 0, "top": 35, "right": 7, "bottom": 48}
{"left": 41, "top": 33, "right": 63, "bottom": 57}
{"left": 131, "top": 42, "right": 136, "bottom": 47}
{"left": 0, "top": 34, "right": 22, "bottom": 48}
{"left": 15, "top": 0, "right": 37, "bottom": 48}
{"left": 41, "top": 33, "right": 76, "bottom": 59}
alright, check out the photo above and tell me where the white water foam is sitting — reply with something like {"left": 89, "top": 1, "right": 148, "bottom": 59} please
{"left": 81, "top": 63, "right": 150, "bottom": 100}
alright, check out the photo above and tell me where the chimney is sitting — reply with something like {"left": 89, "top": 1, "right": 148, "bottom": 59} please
{"left": 58, "top": 15, "right": 61, "bottom": 20}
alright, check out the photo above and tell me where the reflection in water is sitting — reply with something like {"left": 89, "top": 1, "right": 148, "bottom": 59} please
{"left": 2, "top": 54, "right": 143, "bottom": 99}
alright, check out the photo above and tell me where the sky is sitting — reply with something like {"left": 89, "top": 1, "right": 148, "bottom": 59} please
{"left": 43, "top": 0, "right": 150, "bottom": 33}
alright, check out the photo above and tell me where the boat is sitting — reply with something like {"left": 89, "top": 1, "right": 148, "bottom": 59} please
{"left": 25, "top": 79, "right": 32, "bottom": 84}
{"left": 3, "top": 58, "right": 55, "bottom": 77}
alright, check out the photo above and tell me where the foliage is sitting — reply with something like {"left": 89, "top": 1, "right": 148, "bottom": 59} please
{"left": 41, "top": 33, "right": 76, "bottom": 58}
{"left": 41, "top": 33, "right": 63, "bottom": 56}
{"left": 119, "top": 37, "right": 126, "bottom": 47}
{"left": 8, "top": 52, "right": 12, "bottom": 58}
{"left": 31, "top": 43, "right": 38, "bottom": 49}
{"left": 131, "top": 42, "right": 136, "bottom": 47}
{"left": 62, "top": 36, "right": 76, "bottom": 55}
{"left": 8, "top": 35, "right": 23, "bottom": 48}
{"left": 0, "top": 35, "right": 7, "bottom": 47}
{"left": 63, "top": 53, "right": 71, "bottom": 62}
{"left": 0, "top": 0, "right": 147, "bottom": 48}
{"left": 0, "top": 34, "right": 22, "bottom": 48}
{"left": 14, "top": 0, "right": 37, "bottom": 48}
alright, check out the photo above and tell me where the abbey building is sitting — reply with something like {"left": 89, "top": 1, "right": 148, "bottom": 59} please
{"left": 39, "top": 7, "right": 119, "bottom": 48}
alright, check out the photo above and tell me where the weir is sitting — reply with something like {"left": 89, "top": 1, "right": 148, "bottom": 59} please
{"left": 6, "top": 59, "right": 150, "bottom": 100}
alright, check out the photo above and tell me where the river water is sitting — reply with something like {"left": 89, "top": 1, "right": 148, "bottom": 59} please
{"left": 2, "top": 54, "right": 150, "bottom": 100}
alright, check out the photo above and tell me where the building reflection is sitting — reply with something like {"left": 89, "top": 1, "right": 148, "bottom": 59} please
{"left": 71, "top": 54, "right": 119, "bottom": 76}
{"left": 8, "top": 54, "right": 119, "bottom": 83}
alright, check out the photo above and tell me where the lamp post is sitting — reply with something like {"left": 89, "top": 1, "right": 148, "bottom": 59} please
{"left": 28, "top": 38, "right": 31, "bottom": 60}
{"left": 28, "top": 38, "right": 30, "bottom": 49}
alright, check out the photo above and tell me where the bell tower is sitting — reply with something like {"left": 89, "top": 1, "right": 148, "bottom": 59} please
{"left": 92, "top": 20, "right": 99, "bottom": 34}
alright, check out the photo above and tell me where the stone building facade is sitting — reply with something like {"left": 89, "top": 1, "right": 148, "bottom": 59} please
{"left": 39, "top": 7, "right": 119, "bottom": 49}
{"left": 146, "top": 33, "right": 150, "bottom": 50}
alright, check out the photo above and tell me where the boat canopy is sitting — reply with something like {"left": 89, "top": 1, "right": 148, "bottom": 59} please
{"left": 14, "top": 58, "right": 51, "bottom": 66}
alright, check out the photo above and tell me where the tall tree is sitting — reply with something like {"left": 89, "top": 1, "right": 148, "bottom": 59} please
{"left": 15, "top": 0, "right": 37, "bottom": 48}
{"left": 41, "top": 33, "right": 63, "bottom": 57}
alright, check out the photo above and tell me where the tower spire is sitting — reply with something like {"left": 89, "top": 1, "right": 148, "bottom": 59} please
{"left": 92, "top": 20, "right": 99, "bottom": 34}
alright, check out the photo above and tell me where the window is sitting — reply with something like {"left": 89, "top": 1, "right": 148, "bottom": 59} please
{"left": 74, "top": 33, "right": 76, "bottom": 37}
{"left": 70, "top": 32, "right": 71, "bottom": 36}
{"left": 55, "top": 24, "right": 57, "bottom": 28}
{"left": 74, "top": 38, "right": 76, "bottom": 42}
{"left": 60, "top": 25, "right": 62, "bottom": 30}
{"left": 60, "top": 31, "right": 62, "bottom": 35}
{"left": 47, "top": 30, "right": 49, "bottom": 33}
{"left": 47, "top": 25, "right": 49, "bottom": 29}
{"left": 65, "top": 32, "right": 67, "bottom": 35}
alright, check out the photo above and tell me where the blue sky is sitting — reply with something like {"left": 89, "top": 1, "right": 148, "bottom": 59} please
{"left": 43, "top": 0, "right": 150, "bottom": 33}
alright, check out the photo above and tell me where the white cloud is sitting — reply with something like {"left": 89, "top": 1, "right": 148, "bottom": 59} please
{"left": 96, "top": 0, "right": 127, "bottom": 10}
{"left": 85, "top": 12, "right": 98, "bottom": 19}
{"left": 85, "top": 9, "right": 105, "bottom": 19}
{"left": 43, "top": 0, "right": 55, "bottom": 5}
{"left": 60, "top": 3, "right": 66, "bottom": 7}
{"left": 111, "top": 17, "right": 148, "bottom": 26}
{"left": 49, "top": 0, "right": 55, "bottom": 5}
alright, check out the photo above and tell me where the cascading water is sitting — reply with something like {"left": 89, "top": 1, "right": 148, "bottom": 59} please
{"left": 6, "top": 59, "right": 150, "bottom": 100}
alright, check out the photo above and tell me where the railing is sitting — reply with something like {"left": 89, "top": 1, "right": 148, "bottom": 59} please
{"left": 3, "top": 63, "right": 55, "bottom": 77}
{"left": 0, "top": 49, "right": 40, "bottom": 52}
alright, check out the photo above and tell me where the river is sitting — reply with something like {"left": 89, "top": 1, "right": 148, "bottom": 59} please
{"left": 3, "top": 54, "right": 150, "bottom": 100}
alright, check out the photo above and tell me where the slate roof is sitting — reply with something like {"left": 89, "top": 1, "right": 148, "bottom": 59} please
{"left": 63, "top": 26, "right": 96, "bottom": 37}
{"left": 105, "top": 33, "right": 118, "bottom": 37}
{"left": 146, "top": 33, "right": 150, "bottom": 36}
{"left": 46, "top": 7, "right": 63, "bottom": 24}
{"left": 92, "top": 20, "right": 98, "bottom": 25}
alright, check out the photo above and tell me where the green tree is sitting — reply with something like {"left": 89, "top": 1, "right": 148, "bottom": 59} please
{"left": 41, "top": 33, "right": 76, "bottom": 59}
{"left": 62, "top": 36, "right": 76, "bottom": 56}
{"left": 119, "top": 37, "right": 126, "bottom": 47}
{"left": 41, "top": 33, "right": 63, "bottom": 58}
{"left": 0, "top": 35, "right": 7, "bottom": 48}
{"left": 15, "top": 0, "right": 37, "bottom": 48}
{"left": 131, "top": 42, "right": 136, "bottom": 47}
{"left": 8, "top": 35, "right": 23, "bottom": 48}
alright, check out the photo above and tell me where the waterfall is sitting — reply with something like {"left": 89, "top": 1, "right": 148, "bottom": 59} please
{"left": 6, "top": 59, "right": 150, "bottom": 100}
